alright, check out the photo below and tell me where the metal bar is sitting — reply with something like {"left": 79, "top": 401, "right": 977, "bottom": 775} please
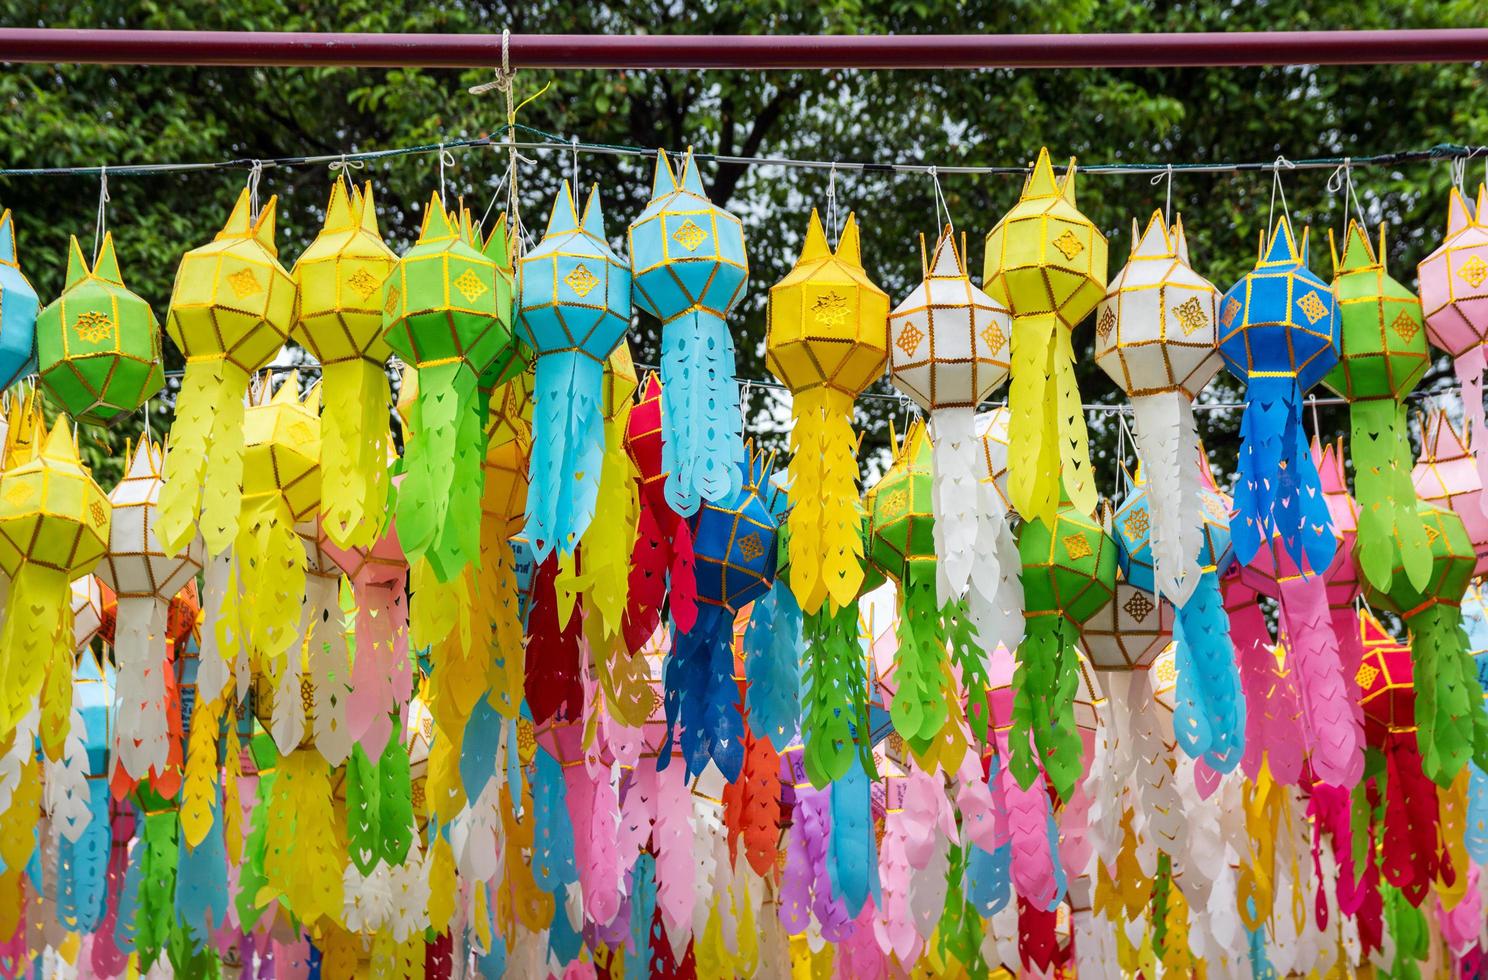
{"left": 1, "top": 29, "right": 1486, "bottom": 70}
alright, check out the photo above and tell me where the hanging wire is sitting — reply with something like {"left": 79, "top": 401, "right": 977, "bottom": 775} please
{"left": 1150, "top": 164, "right": 1174, "bottom": 225}
{"left": 928, "top": 165, "right": 953, "bottom": 236}
{"left": 570, "top": 134, "right": 581, "bottom": 191}
{"left": 437, "top": 142, "right": 457, "bottom": 205}
{"left": 1326, "top": 157, "right": 1369, "bottom": 234}
{"left": 1267, "top": 155, "right": 1295, "bottom": 229}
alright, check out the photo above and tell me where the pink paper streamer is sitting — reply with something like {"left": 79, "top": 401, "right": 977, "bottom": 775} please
{"left": 563, "top": 756, "right": 622, "bottom": 928}
{"left": 651, "top": 759, "right": 694, "bottom": 939}
{"left": 1455, "top": 346, "right": 1488, "bottom": 521}
{"left": 997, "top": 729, "right": 1059, "bottom": 911}
{"left": 1277, "top": 573, "right": 1364, "bottom": 787}
{"left": 347, "top": 577, "right": 410, "bottom": 759}
{"left": 872, "top": 776, "right": 921, "bottom": 963}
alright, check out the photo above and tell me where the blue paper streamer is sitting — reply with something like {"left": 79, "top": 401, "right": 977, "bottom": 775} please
{"left": 532, "top": 752, "right": 577, "bottom": 892}
{"left": 476, "top": 937, "right": 508, "bottom": 978}
{"left": 661, "top": 605, "right": 745, "bottom": 781}
{"left": 174, "top": 784, "right": 228, "bottom": 944}
{"left": 56, "top": 776, "right": 110, "bottom": 931}
{"left": 827, "top": 752, "right": 880, "bottom": 916}
{"left": 115, "top": 809, "right": 145, "bottom": 953}
{"left": 745, "top": 582, "right": 804, "bottom": 745}
{"left": 1042, "top": 807, "right": 1068, "bottom": 912}
{"left": 626, "top": 854, "right": 658, "bottom": 980}
{"left": 1468, "top": 763, "right": 1488, "bottom": 865}
{"left": 459, "top": 697, "right": 504, "bottom": 800}
{"left": 548, "top": 890, "right": 585, "bottom": 964}
{"left": 660, "top": 310, "right": 745, "bottom": 516}
{"left": 1174, "top": 570, "right": 1247, "bottom": 772}
{"left": 965, "top": 843, "right": 1012, "bottom": 917}
{"left": 524, "top": 354, "right": 606, "bottom": 559}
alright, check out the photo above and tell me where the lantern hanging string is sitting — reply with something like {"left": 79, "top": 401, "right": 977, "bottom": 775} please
{"left": 91, "top": 163, "right": 109, "bottom": 264}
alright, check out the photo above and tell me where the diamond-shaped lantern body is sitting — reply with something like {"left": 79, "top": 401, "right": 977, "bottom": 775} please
{"left": 0, "top": 417, "right": 110, "bottom": 579}
{"left": 628, "top": 149, "right": 748, "bottom": 327}
{"left": 72, "top": 574, "right": 105, "bottom": 653}
{"left": 1219, "top": 217, "right": 1340, "bottom": 394}
{"left": 1354, "top": 608, "right": 1416, "bottom": 747}
{"left": 517, "top": 182, "right": 631, "bottom": 365}
{"left": 291, "top": 178, "right": 398, "bottom": 365}
{"left": 1361, "top": 502, "right": 1475, "bottom": 619}
{"left": 1079, "top": 577, "right": 1173, "bottom": 670}
{"left": 889, "top": 227, "right": 1010, "bottom": 411}
{"left": 982, "top": 148, "right": 1108, "bottom": 328}
{"left": 1322, "top": 222, "right": 1429, "bottom": 401}
{"left": 863, "top": 418, "right": 935, "bottom": 583}
{"left": 1418, "top": 184, "right": 1488, "bottom": 361}
{"left": 1018, "top": 493, "right": 1117, "bottom": 625}
{"left": 382, "top": 193, "right": 512, "bottom": 376}
{"left": 1095, "top": 212, "right": 1221, "bottom": 399}
{"left": 767, "top": 210, "right": 889, "bottom": 398}
{"left": 1412, "top": 411, "right": 1488, "bottom": 576}
{"left": 604, "top": 341, "right": 638, "bottom": 422}
{"left": 241, "top": 376, "right": 322, "bottom": 525}
{"left": 690, "top": 443, "right": 780, "bottom": 613}
{"left": 167, "top": 189, "right": 296, "bottom": 376}
{"left": 626, "top": 373, "right": 665, "bottom": 499}
{"left": 37, "top": 234, "right": 164, "bottom": 425}
{"left": 1114, "top": 460, "right": 1234, "bottom": 592}
{"left": 975, "top": 406, "right": 1012, "bottom": 513}
{"left": 0, "top": 209, "right": 39, "bottom": 390}
{"left": 97, "top": 438, "right": 202, "bottom": 600}
{"left": 1239, "top": 439, "right": 1356, "bottom": 604}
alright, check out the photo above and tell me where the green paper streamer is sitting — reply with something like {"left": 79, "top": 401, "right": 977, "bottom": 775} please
{"left": 346, "top": 743, "right": 383, "bottom": 874}
{"left": 234, "top": 770, "right": 275, "bottom": 932}
{"left": 947, "top": 597, "right": 991, "bottom": 747}
{"left": 1383, "top": 884, "right": 1428, "bottom": 980}
{"left": 379, "top": 717, "right": 415, "bottom": 866}
{"left": 1352, "top": 399, "right": 1430, "bottom": 592}
{"left": 892, "top": 569, "right": 950, "bottom": 744}
{"left": 1010, "top": 614, "right": 1082, "bottom": 799}
{"left": 802, "top": 600, "right": 876, "bottom": 789}
{"left": 1410, "top": 604, "right": 1488, "bottom": 786}
{"left": 134, "top": 809, "right": 179, "bottom": 971}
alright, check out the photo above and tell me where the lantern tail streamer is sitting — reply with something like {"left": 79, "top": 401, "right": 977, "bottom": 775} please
{"left": 269, "top": 640, "right": 305, "bottom": 756}
{"left": 1455, "top": 347, "right": 1488, "bottom": 521}
{"left": 1276, "top": 572, "right": 1364, "bottom": 787}
{"left": 481, "top": 527, "right": 526, "bottom": 718}
{"left": 653, "top": 760, "right": 695, "bottom": 944}
{"left": 349, "top": 580, "right": 409, "bottom": 760}
{"left": 180, "top": 688, "right": 225, "bottom": 849}
{"left": 828, "top": 752, "right": 878, "bottom": 918}
{"left": 233, "top": 497, "right": 304, "bottom": 687}
{"left": 319, "top": 359, "right": 391, "bottom": 550}
{"left": 110, "top": 595, "right": 170, "bottom": 780}
{"left": 44, "top": 705, "right": 91, "bottom": 843}
{"left": 526, "top": 354, "right": 606, "bottom": 560}
{"left": 580, "top": 408, "right": 638, "bottom": 636}
{"left": 306, "top": 575, "right": 353, "bottom": 766}
{"left": 524, "top": 557, "right": 583, "bottom": 725}
{"left": 802, "top": 601, "right": 873, "bottom": 788}
{"left": 1007, "top": 314, "right": 1061, "bottom": 526}
{"left": 996, "top": 731, "right": 1062, "bottom": 911}
{"left": 931, "top": 405, "right": 980, "bottom": 604}
{"left": 891, "top": 571, "right": 951, "bottom": 746}
{"left": 197, "top": 555, "right": 234, "bottom": 703}
{"left": 156, "top": 360, "right": 238, "bottom": 555}
{"left": 56, "top": 764, "right": 108, "bottom": 932}
{"left": 662, "top": 605, "right": 744, "bottom": 782}
{"left": 1054, "top": 321, "right": 1098, "bottom": 520}
{"left": 1133, "top": 394, "right": 1202, "bottom": 605}
{"left": 661, "top": 310, "right": 743, "bottom": 517}
{"left": 743, "top": 583, "right": 803, "bottom": 746}
{"left": 1409, "top": 603, "right": 1488, "bottom": 786}
{"left": 966, "top": 480, "right": 1024, "bottom": 659}
{"left": 262, "top": 749, "right": 345, "bottom": 925}
{"left": 790, "top": 387, "right": 863, "bottom": 613}
{"left": 1352, "top": 398, "right": 1431, "bottom": 592}
{"left": 0, "top": 563, "right": 69, "bottom": 739}
{"left": 398, "top": 361, "right": 482, "bottom": 582}
{"left": 1009, "top": 613, "right": 1081, "bottom": 800}
{"left": 1132, "top": 674, "right": 1184, "bottom": 877}
{"left": 1172, "top": 572, "right": 1245, "bottom": 773}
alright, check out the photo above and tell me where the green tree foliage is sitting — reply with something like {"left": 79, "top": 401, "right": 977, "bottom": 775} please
{"left": 2, "top": 0, "right": 1485, "bottom": 490}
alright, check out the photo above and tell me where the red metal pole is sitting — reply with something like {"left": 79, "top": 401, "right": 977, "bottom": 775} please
{"left": 0, "top": 29, "right": 1485, "bottom": 70}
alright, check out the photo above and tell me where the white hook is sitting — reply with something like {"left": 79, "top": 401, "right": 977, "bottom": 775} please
{"left": 92, "top": 163, "right": 110, "bottom": 263}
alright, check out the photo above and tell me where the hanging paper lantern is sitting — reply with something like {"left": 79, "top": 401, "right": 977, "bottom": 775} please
{"left": 1220, "top": 215, "right": 1339, "bottom": 570}
{"left": 1419, "top": 182, "right": 1488, "bottom": 506}
{"left": 71, "top": 574, "right": 105, "bottom": 655}
{"left": 1413, "top": 410, "right": 1488, "bottom": 575}
{"left": 96, "top": 438, "right": 203, "bottom": 782}
{"left": 1010, "top": 487, "right": 1116, "bottom": 800}
{"left": 1362, "top": 502, "right": 1488, "bottom": 786}
{"left": 1094, "top": 212, "right": 1220, "bottom": 604}
{"left": 766, "top": 209, "right": 888, "bottom": 614}
{"left": 291, "top": 177, "right": 397, "bottom": 550}
{"left": 1321, "top": 221, "right": 1432, "bottom": 592}
{"left": 888, "top": 226, "right": 1011, "bottom": 608}
{"left": 982, "top": 148, "right": 1107, "bottom": 526}
{"left": 628, "top": 148, "right": 748, "bottom": 517}
{"left": 0, "top": 208, "right": 38, "bottom": 390}
{"left": 382, "top": 193, "right": 513, "bottom": 581}
{"left": 36, "top": 233, "right": 164, "bottom": 425}
{"left": 159, "top": 189, "right": 296, "bottom": 559}
{"left": 663, "top": 443, "right": 780, "bottom": 781}
{"left": 0, "top": 416, "right": 110, "bottom": 740}
{"left": 516, "top": 182, "right": 631, "bottom": 559}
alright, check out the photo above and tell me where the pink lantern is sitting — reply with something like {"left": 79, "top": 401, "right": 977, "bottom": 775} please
{"left": 1419, "top": 183, "right": 1488, "bottom": 512}
{"left": 319, "top": 477, "right": 409, "bottom": 760}
{"left": 1412, "top": 409, "right": 1488, "bottom": 575}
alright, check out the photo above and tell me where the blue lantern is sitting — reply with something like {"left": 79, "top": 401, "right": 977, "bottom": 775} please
{"left": 0, "top": 209, "right": 38, "bottom": 390}
{"left": 517, "top": 182, "right": 632, "bottom": 560}
{"left": 627, "top": 149, "right": 749, "bottom": 517}
{"left": 1219, "top": 216, "right": 1339, "bottom": 572}
{"left": 661, "top": 443, "right": 780, "bottom": 781}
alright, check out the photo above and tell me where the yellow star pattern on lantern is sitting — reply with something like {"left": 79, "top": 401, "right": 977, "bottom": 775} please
{"left": 1460, "top": 255, "right": 1488, "bottom": 288}
{"left": 1063, "top": 534, "right": 1093, "bottom": 559}
{"left": 1424, "top": 523, "right": 1441, "bottom": 544}
{"left": 895, "top": 323, "right": 924, "bottom": 357}
{"left": 1296, "top": 290, "right": 1329, "bottom": 325}
{"left": 228, "top": 267, "right": 262, "bottom": 299}
{"left": 453, "top": 269, "right": 488, "bottom": 303}
{"left": 981, "top": 322, "right": 1006, "bottom": 353}
{"left": 1123, "top": 591, "right": 1154, "bottom": 622}
{"left": 1390, "top": 309, "right": 1421, "bottom": 343}
{"left": 811, "top": 291, "right": 849, "bottom": 329}
{"left": 1121, "top": 509, "right": 1149, "bottom": 543}
{"left": 1355, "top": 663, "right": 1380, "bottom": 689}
{"left": 347, "top": 267, "right": 382, "bottom": 300}
{"left": 565, "top": 264, "right": 600, "bottom": 298}
{"left": 72, "top": 310, "right": 114, "bottom": 343}
{"left": 1174, "top": 296, "right": 1209, "bottom": 336}
{"left": 672, "top": 219, "right": 708, "bottom": 252}
{"left": 1052, "top": 230, "right": 1084, "bottom": 261}
{"left": 737, "top": 532, "right": 765, "bottom": 561}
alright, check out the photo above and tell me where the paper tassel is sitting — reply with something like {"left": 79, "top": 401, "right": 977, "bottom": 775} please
{"left": 661, "top": 605, "right": 744, "bottom": 781}
{"left": 801, "top": 602, "right": 874, "bottom": 788}
{"left": 1172, "top": 571, "right": 1245, "bottom": 771}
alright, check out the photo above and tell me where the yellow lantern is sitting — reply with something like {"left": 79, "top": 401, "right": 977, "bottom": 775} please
{"left": 159, "top": 189, "right": 297, "bottom": 558}
{"left": 767, "top": 210, "right": 888, "bottom": 614}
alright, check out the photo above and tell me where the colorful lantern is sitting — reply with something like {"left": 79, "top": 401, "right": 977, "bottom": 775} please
{"left": 1322, "top": 221, "right": 1432, "bottom": 592}
{"left": 0, "top": 416, "right": 110, "bottom": 742}
{"left": 888, "top": 226, "right": 1011, "bottom": 606}
{"left": 1412, "top": 410, "right": 1488, "bottom": 575}
{"left": 158, "top": 189, "right": 296, "bottom": 558}
{"left": 0, "top": 208, "right": 39, "bottom": 390}
{"left": 291, "top": 177, "right": 397, "bottom": 550}
{"left": 1362, "top": 502, "right": 1488, "bottom": 787}
{"left": 1094, "top": 212, "right": 1220, "bottom": 604}
{"left": 96, "top": 438, "right": 203, "bottom": 781}
{"left": 517, "top": 182, "right": 631, "bottom": 559}
{"left": 36, "top": 233, "right": 164, "bottom": 425}
{"left": 628, "top": 148, "right": 749, "bottom": 516}
{"left": 382, "top": 194, "right": 513, "bottom": 581}
{"left": 766, "top": 209, "right": 887, "bottom": 614}
{"left": 982, "top": 148, "right": 1107, "bottom": 526}
{"left": 663, "top": 442, "right": 780, "bottom": 781}
{"left": 1011, "top": 487, "right": 1116, "bottom": 799}
{"left": 1419, "top": 183, "right": 1488, "bottom": 508}
{"left": 1219, "top": 215, "right": 1339, "bottom": 571}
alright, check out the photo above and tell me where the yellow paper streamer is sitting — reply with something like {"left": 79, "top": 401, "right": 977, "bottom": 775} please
{"left": 1437, "top": 770, "right": 1471, "bottom": 909}
{"left": 261, "top": 749, "right": 345, "bottom": 927}
{"left": 181, "top": 684, "right": 227, "bottom": 848}
{"left": 426, "top": 835, "right": 458, "bottom": 933}
{"left": 223, "top": 708, "right": 243, "bottom": 866}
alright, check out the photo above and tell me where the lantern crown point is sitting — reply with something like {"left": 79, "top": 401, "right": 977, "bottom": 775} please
{"left": 1262, "top": 215, "right": 1300, "bottom": 266}
{"left": 253, "top": 196, "right": 280, "bottom": 255}
{"left": 417, "top": 192, "right": 457, "bottom": 244}
{"left": 483, "top": 211, "right": 511, "bottom": 267}
{"left": 1060, "top": 157, "right": 1078, "bottom": 206}
{"left": 1330, "top": 220, "right": 1377, "bottom": 276}
{"left": 64, "top": 236, "right": 90, "bottom": 290}
{"left": 650, "top": 148, "right": 678, "bottom": 200}
{"left": 324, "top": 178, "right": 355, "bottom": 232}
{"left": 0, "top": 209, "right": 14, "bottom": 265}
{"left": 1022, "top": 147, "right": 1060, "bottom": 200}
{"left": 796, "top": 210, "right": 830, "bottom": 264}
{"left": 580, "top": 184, "right": 607, "bottom": 240}
{"left": 92, "top": 231, "right": 123, "bottom": 286}
{"left": 43, "top": 413, "right": 78, "bottom": 465}
{"left": 1133, "top": 211, "right": 1172, "bottom": 259}
{"left": 929, "top": 226, "right": 964, "bottom": 277}
{"left": 1476, "top": 182, "right": 1488, "bottom": 225}
{"left": 838, "top": 212, "right": 863, "bottom": 268}
{"left": 1446, "top": 184, "right": 1477, "bottom": 236}
{"left": 218, "top": 187, "right": 254, "bottom": 240}
{"left": 270, "top": 371, "right": 300, "bottom": 406}
{"left": 679, "top": 148, "right": 706, "bottom": 196}
{"left": 546, "top": 181, "right": 580, "bottom": 237}
{"left": 357, "top": 181, "right": 381, "bottom": 236}
{"left": 1173, "top": 214, "right": 1191, "bottom": 264}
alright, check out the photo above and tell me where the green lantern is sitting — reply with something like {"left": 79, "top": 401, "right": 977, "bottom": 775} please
{"left": 382, "top": 195, "right": 514, "bottom": 581}
{"left": 36, "top": 234, "right": 164, "bottom": 425}
{"left": 1322, "top": 222, "right": 1432, "bottom": 593}
{"left": 1012, "top": 490, "right": 1116, "bottom": 799}
{"left": 864, "top": 419, "right": 987, "bottom": 757}
{"left": 1361, "top": 502, "right": 1488, "bottom": 786}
